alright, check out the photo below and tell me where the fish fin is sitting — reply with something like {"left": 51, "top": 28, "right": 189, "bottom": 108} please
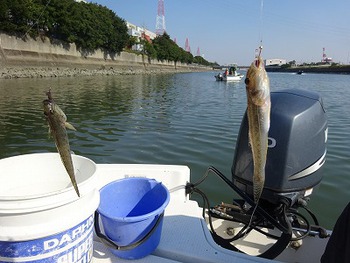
{"left": 54, "top": 104, "right": 67, "bottom": 121}
{"left": 65, "top": 122, "right": 77, "bottom": 131}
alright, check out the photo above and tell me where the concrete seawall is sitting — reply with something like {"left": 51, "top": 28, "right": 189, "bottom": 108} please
{"left": 0, "top": 32, "right": 210, "bottom": 78}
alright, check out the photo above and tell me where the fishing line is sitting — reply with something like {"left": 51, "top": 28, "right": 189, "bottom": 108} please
{"left": 256, "top": 0, "right": 264, "bottom": 58}
{"left": 22, "top": 0, "right": 52, "bottom": 38}
{"left": 259, "top": 0, "right": 264, "bottom": 45}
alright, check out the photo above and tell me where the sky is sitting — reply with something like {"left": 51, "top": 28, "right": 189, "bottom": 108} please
{"left": 89, "top": 0, "right": 350, "bottom": 66}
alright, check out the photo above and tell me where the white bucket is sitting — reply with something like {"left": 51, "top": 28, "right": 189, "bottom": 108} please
{"left": 0, "top": 153, "right": 100, "bottom": 262}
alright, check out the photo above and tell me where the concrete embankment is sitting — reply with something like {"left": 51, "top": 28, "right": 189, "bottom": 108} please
{"left": 0, "top": 32, "right": 210, "bottom": 79}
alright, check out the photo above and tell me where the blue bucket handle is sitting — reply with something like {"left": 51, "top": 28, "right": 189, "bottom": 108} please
{"left": 94, "top": 210, "right": 164, "bottom": 251}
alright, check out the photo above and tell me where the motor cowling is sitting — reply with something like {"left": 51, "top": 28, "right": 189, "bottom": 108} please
{"left": 232, "top": 89, "right": 328, "bottom": 206}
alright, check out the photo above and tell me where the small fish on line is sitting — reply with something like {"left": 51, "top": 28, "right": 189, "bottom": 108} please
{"left": 245, "top": 52, "right": 271, "bottom": 204}
{"left": 43, "top": 89, "right": 80, "bottom": 197}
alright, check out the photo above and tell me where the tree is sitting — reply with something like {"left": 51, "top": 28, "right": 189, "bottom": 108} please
{"left": 0, "top": 0, "right": 129, "bottom": 54}
{"left": 0, "top": 0, "right": 214, "bottom": 65}
{"left": 0, "top": 0, "right": 34, "bottom": 35}
{"left": 143, "top": 41, "right": 157, "bottom": 60}
{"left": 152, "top": 32, "right": 193, "bottom": 65}
{"left": 126, "top": 36, "right": 138, "bottom": 49}
{"left": 193, "top": 56, "right": 211, "bottom": 66}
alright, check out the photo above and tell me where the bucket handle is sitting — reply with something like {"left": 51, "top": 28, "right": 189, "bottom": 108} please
{"left": 94, "top": 211, "right": 164, "bottom": 251}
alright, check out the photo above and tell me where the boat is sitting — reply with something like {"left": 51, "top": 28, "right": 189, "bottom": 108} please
{"left": 224, "top": 71, "right": 244, "bottom": 81}
{"left": 0, "top": 89, "right": 333, "bottom": 263}
{"left": 92, "top": 163, "right": 329, "bottom": 263}
{"left": 215, "top": 66, "right": 244, "bottom": 81}
{"left": 296, "top": 70, "right": 304, "bottom": 75}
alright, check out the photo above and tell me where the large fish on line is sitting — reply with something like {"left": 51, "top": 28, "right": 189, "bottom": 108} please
{"left": 245, "top": 55, "right": 271, "bottom": 204}
{"left": 43, "top": 90, "right": 80, "bottom": 197}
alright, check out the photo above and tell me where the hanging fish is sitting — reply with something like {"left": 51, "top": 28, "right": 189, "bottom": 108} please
{"left": 43, "top": 89, "right": 80, "bottom": 197}
{"left": 245, "top": 55, "right": 271, "bottom": 203}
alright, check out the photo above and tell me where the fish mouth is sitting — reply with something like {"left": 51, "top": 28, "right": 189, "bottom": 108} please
{"left": 255, "top": 59, "right": 260, "bottom": 67}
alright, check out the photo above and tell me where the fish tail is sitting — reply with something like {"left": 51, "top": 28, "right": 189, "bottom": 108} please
{"left": 71, "top": 179, "right": 80, "bottom": 197}
{"left": 253, "top": 172, "right": 264, "bottom": 204}
{"left": 65, "top": 161, "right": 80, "bottom": 197}
{"left": 60, "top": 152, "right": 80, "bottom": 197}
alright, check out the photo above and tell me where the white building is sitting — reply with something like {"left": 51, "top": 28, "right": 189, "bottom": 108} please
{"left": 264, "top": 58, "right": 287, "bottom": 67}
{"left": 126, "top": 22, "right": 157, "bottom": 51}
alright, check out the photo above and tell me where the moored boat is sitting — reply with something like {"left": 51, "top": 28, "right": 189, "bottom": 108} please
{"left": 215, "top": 66, "right": 244, "bottom": 81}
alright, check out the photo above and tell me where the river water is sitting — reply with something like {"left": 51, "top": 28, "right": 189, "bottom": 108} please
{"left": 0, "top": 71, "right": 349, "bottom": 229}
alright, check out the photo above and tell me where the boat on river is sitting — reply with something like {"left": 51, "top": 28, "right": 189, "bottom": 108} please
{"left": 0, "top": 89, "right": 333, "bottom": 262}
{"left": 215, "top": 66, "right": 244, "bottom": 81}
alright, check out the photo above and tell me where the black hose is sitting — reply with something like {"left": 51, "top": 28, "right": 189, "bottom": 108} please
{"left": 186, "top": 165, "right": 294, "bottom": 259}
{"left": 258, "top": 204, "right": 292, "bottom": 259}
{"left": 205, "top": 166, "right": 290, "bottom": 232}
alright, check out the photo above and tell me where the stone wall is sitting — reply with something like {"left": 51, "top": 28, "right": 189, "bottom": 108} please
{"left": 0, "top": 32, "right": 200, "bottom": 70}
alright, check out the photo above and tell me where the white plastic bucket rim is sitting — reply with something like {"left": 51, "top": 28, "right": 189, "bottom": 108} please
{"left": 0, "top": 152, "right": 97, "bottom": 213}
{"left": 0, "top": 152, "right": 100, "bottom": 242}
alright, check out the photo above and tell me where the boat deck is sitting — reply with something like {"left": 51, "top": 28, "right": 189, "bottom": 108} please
{"left": 92, "top": 164, "right": 328, "bottom": 263}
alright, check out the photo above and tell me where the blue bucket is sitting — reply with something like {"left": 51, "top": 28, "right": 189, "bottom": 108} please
{"left": 94, "top": 177, "right": 170, "bottom": 259}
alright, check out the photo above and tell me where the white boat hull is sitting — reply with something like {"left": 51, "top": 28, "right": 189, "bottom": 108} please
{"left": 223, "top": 74, "right": 244, "bottom": 81}
{"left": 91, "top": 163, "right": 329, "bottom": 263}
{"left": 215, "top": 73, "right": 244, "bottom": 82}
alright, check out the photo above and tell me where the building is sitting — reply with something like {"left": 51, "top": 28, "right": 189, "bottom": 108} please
{"left": 126, "top": 22, "right": 157, "bottom": 51}
{"left": 264, "top": 58, "right": 287, "bottom": 67}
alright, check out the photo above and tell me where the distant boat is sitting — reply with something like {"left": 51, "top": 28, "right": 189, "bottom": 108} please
{"left": 296, "top": 70, "right": 304, "bottom": 75}
{"left": 215, "top": 66, "right": 244, "bottom": 82}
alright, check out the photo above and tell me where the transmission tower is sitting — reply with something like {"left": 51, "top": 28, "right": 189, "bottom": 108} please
{"left": 196, "top": 47, "right": 201, "bottom": 56}
{"left": 185, "top": 38, "right": 191, "bottom": 53}
{"left": 156, "top": 0, "right": 166, "bottom": 35}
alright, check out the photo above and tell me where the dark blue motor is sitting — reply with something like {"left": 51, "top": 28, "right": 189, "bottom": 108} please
{"left": 232, "top": 89, "right": 328, "bottom": 206}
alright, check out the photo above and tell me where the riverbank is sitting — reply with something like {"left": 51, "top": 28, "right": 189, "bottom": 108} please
{"left": 0, "top": 32, "right": 211, "bottom": 79}
{"left": 0, "top": 64, "right": 210, "bottom": 79}
{"left": 266, "top": 65, "right": 350, "bottom": 74}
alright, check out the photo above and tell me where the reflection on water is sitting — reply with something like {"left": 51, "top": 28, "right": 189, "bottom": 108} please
{"left": 1, "top": 71, "right": 350, "bottom": 229}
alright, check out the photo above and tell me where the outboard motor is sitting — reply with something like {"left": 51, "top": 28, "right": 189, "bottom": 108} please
{"left": 232, "top": 89, "right": 327, "bottom": 207}
{"left": 188, "top": 89, "right": 329, "bottom": 259}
